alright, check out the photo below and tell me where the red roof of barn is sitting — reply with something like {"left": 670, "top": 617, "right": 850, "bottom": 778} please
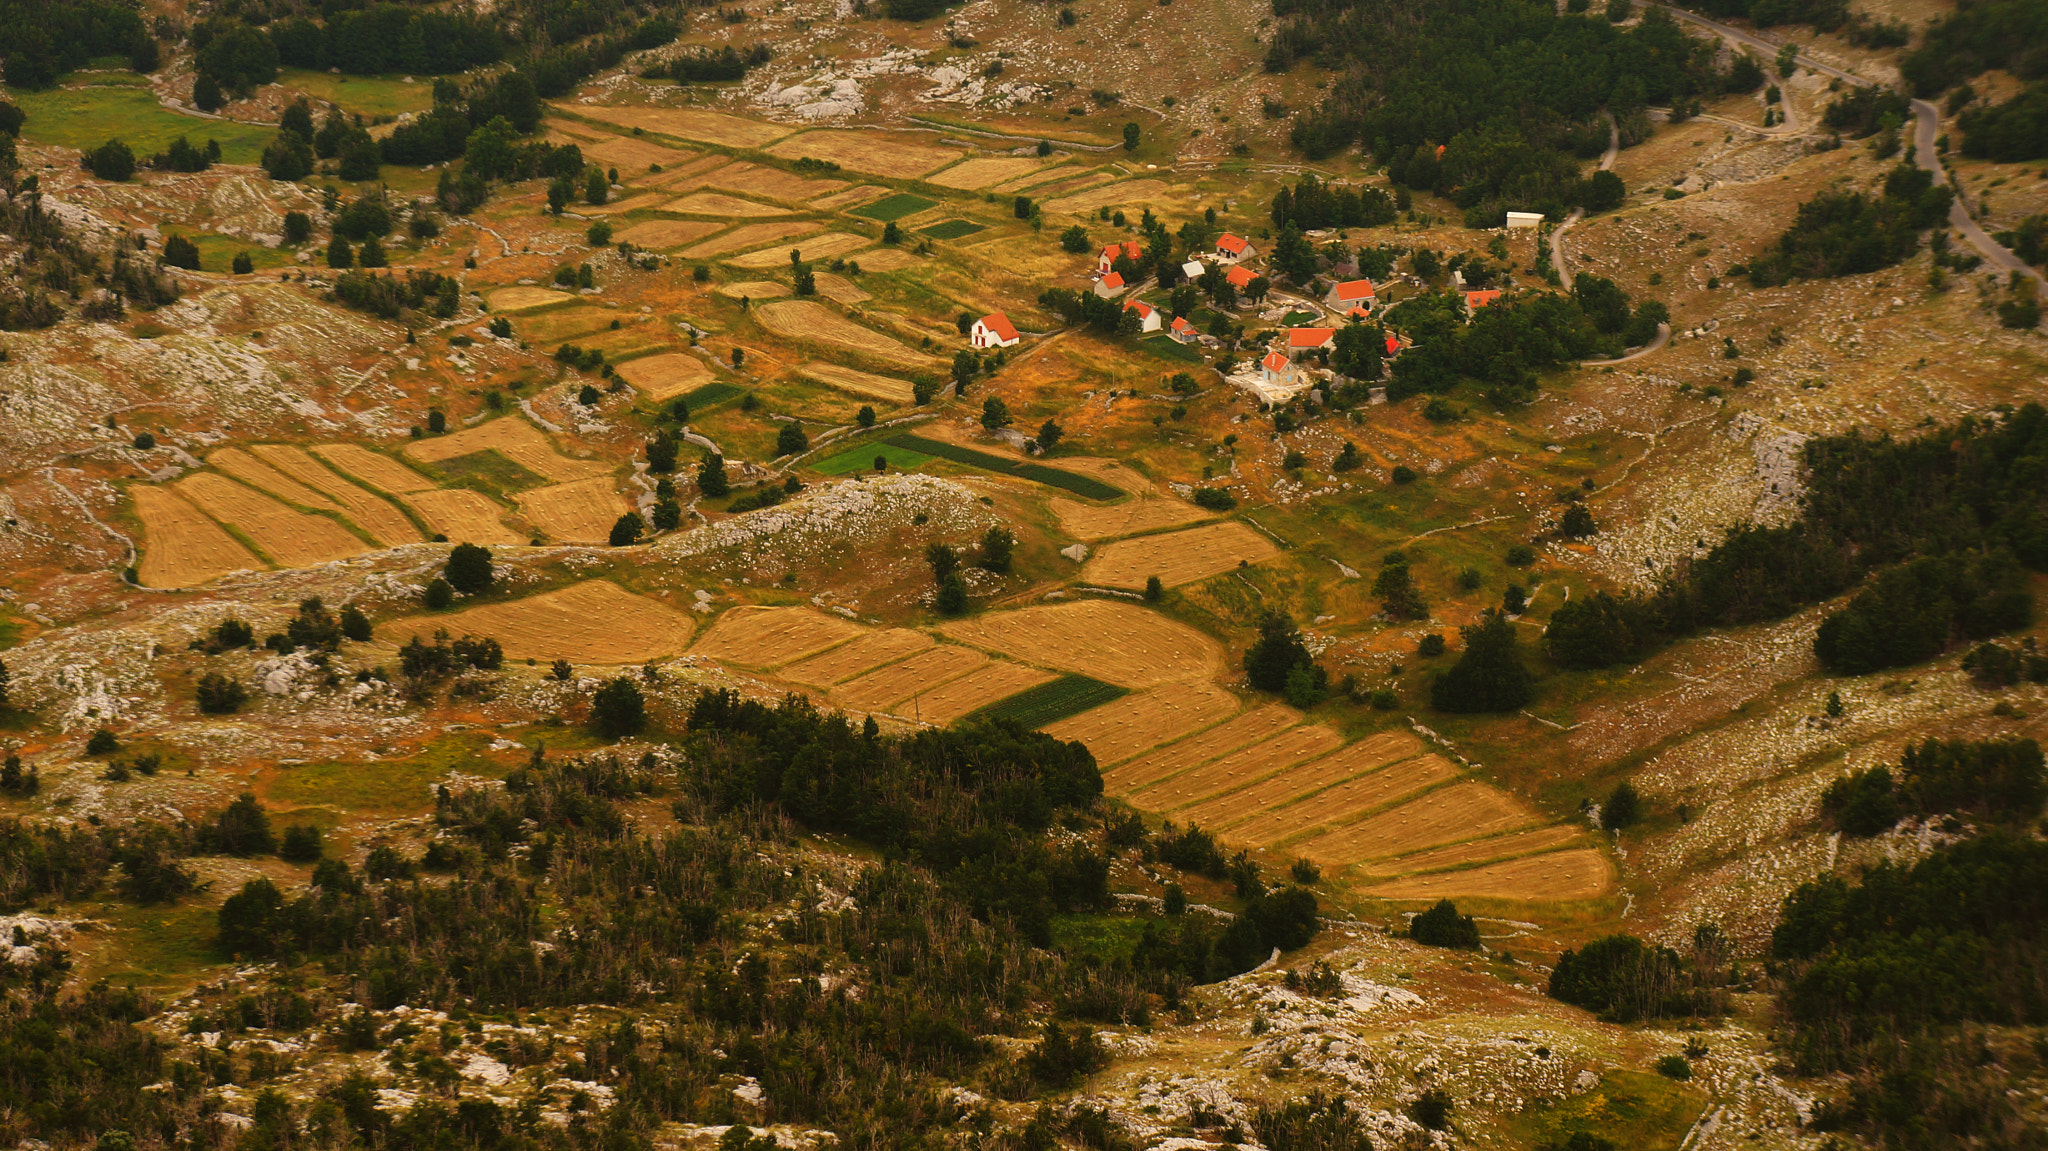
{"left": 1465, "top": 290, "right": 1503, "bottom": 308}
{"left": 1170, "top": 316, "right": 1194, "bottom": 332}
{"left": 1125, "top": 300, "right": 1154, "bottom": 317}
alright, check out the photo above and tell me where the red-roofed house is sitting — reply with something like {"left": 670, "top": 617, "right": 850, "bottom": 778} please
{"left": 1287, "top": 327, "right": 1336, "bottom": 355}
{"left": 1465, "top": 290, "right": 1503, "bottom": 311}
{"left": 1216, "top": 233, "right": 1255, "bottom": 264}
{"left": 1384, "top": 334, "right": 1401, "bottom": 356}
{"left": 970, "top": 312, "right": 1020, "bottom": 349}
{"left": 1094, "top": 271, "right": 1127, "bottom": 299}
{"left": 1259, "top": 349, "right": 1296, "bottom": 388}
{"left": 1346, "top": 307, "right": 1373, "bottom": 322}
{"left": 1224, "top": 265, "right": 1256, "bottom": 290}
{"left": 1123, "top": 299, "right": 1162, "bottom": 333}
{"left": 1097, "top": 241, "right": 1144, "bottom": 274}
{"left": 1326, "top": 278, "right": 1376, "bottom": 311}
{"left": 1169, "top": 315, "right": 1198, "bottom": 344}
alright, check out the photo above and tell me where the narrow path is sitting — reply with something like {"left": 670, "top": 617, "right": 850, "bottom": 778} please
{"left": 1548, "top": 110, "right": 1618, "bottom": 291}
{"left": 1581, "top": 322, "right": 1673, "bottom": 366}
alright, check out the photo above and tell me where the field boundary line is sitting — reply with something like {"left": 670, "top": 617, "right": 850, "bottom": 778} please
{"left": 1358, "top": 839, "right": 1591, "bottom": 881}
{"left": 1265, "top": 775, "right": 1472, "bottom": 849}
{"left": 1198, "top": 749, "right": 1429, "bottom": 831}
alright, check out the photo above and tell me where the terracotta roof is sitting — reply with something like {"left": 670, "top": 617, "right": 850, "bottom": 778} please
{"left": 1287, "top": 327, "right": 1336, "bottom": 348}
{"left": 1332, "top": 278, "right": 1376, "bottom": 301}
{"left": 1218, "top": 233, "right": 1250, "bottom": 255}
{"left": 1465, "top": 290, "right": 1503, "bottom": 309}
{"left": 1099, "top": 271, "right": 1125, "bottom": 289}
{"left": 1124, "top": 300, "right": 1154, "bottom": 317}
{"left": 1385, "top": 335, "right": 1401, "bottom": 355}
{"left": 1170, "top": 316, "right": 1194, "bottom": 333}
{"left": 1099, "top": 240, "right": 1143, "bottom": 262}
{"left": 1224, "top": 265, "right": 1255, "bottom": 288}
{"left": 1347, "top": 306, "right": 1372, "bottom": 320}
{"left": 977, "top": 312, "right": 1019, "bottom": 341}
{"left": 1261, "top": 350, "right": 1290, "bottom": 372}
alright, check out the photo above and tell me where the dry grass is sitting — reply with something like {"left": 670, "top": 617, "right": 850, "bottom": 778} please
{"left": 517, "top": 478, "right": 626, "bottom": 544}
{"left": 582, "top": 136, "right": 695, "bottom": 171}
{"left": 701, "top": 160, "right": 847, "bottom": 202}
{"left": 383, "top": 580, "right": 695, "bottom": 664}
{"left": 562, "top": 104, "right": 794, "bottom": 149}
{"left": 853, "top": 249, "right": 921, "bottom": 272}
{"left": 513, "top": 306, "right": 630, "bottom": 347}
{"left": 812, "top": 271, "right": 870, "bottom": 305}
{"left": 1359, "top": 848, "right": 1615, "bottom": 902}
{"left": 751, "top": 300, "right": 934, "bottom": 366}
{"left": 131, "top": 485, "right": 264, "bottom": 587}
{"left": 1177, "top": 731, "right": 1426, "bottom": 831}
{"left": 405, "top": 418, "right": 608, "bottom": 483}
{"left": 1040, "top": 178, "right": 1172, "bottom": 216}
{"left": 612, "top": 219, "right": 727, "bottom": 250}
{"left": 1127, "top": 723, "right": 1344, "bottom": 811}
{"left": 692, "top": 605, "right": 864, "bottom": 667}
{"left": 728, "top": 232, "right": 872, "bottom": 268}
{"left": 584, "top": 192, "right": 672, "bottom": 217}
{"left": 314, "top": 444, "right": 436, "bottom": 493}
{"left": 940, "top": 599, "right": 1223, "bottom": 687}
{"left": 765, "top": 129, "right": 961, "bottom": 178}
{"left": 250, "top": 445, "right": 421, "bottom": 546}
{"left": 928, "top": 156, "right": 1060, "bottom": 190}
{"left": 812, "top": 184, "right": 888, "bottom": 210}
{"left": 1050, "top": 495, "right": 1211, "bottom": 541}
{"left": 487, "top": 286, "right": 574, "bottom": 312}
{"left": 716, "top": 281, "right": 790, "bottom": 300}
{"left": 614, "top": 352, "right": 718, "bottom": 402}
{"left": 174, "top": 473, "right": 367, "bottom": 568}
{"left": 680, "top": 221, "right": 823, "bottom": 258}
{"left": 1041, "top": 680, "right": 1240, "bottom": 766}
{"left": 1104, "top": 704, "right": 1299, "bottom": 792}
{"left": 779, "top": 628, "right": 933, "bottom": 687}
{"left": 1229, "top": 752, "right": 1461, "bottom": 846}
{"left": 1297, "top": 782, "right": 1542, "bottom": 865}
{"left": 398, "top": 489, "right": 523, "bottom": 545}
{"left": 1080, "top": 520, "right": 1280, "bottom": 589}
{"left": 905, "top": 660, "right": 1056, "bottom": 725}
{"left": 994, "top": 167, "right": 1107, "bottom": 195}
{"left": 646, "top": 153, "right": 742, "bottom": 187}
{"left": 664, "top": 191, "right": 797, "bottom": 217}
{"left": 1362, "top": 824, "right": 1587, "bottom": 876}
{"left": 832, "top": 645, "right": 989, "bottom": 713}
{"left": 209, "top": 448, "right": 341, "bottom": 513}
{"left": 792, "top": 362, "right": 914, "bottom": 405}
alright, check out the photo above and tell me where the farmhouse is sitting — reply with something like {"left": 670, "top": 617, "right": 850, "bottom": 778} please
{"left": 1169, "top": 316, "right": 1198, "bottom": 344}
{"left": 1224, "top": 265, "right": 1256, "bottom": 291}
{"left": 1216, "top": 234, "right": 1255, "bottom": 263}
{"left": 1326, "top": 278, "right": 1376, "bottom": 311}
{"left": 1259, "top": 350, "right": 1296, "bottom": 387}
{"left": 1098, "top": 240, "right": 1144, "bottom": 273}
{"left": 1094, "top": 271, "right": 1127, "bottom": 299}
{"left": 1465, "top": 289, "right": 1503, "bottom": 311}
{"left": 1287, "top": 327, "right": 1336, "bottom": 355}
{"left": 970, "top": 312, "right": 1020, "bottom": 349}
{"left": 1124, "top": 300, "right": 1163, "bottom": 333}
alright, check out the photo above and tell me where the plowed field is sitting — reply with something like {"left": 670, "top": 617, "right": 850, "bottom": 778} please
{"left": 314, "top": 445, "right": 436, "bottom": 493}
{"left": 250, "top": 445, "right": 422, "bottom": 546}
{"left": 615, "top": 353, "right": 716, "bottom": 401}
{"left": 404, "top": 418, "right": 606, "bottom": 483}
{"left": 793, "top": 362, "right": 914, "bottom": 404}
{"left": 399, "top": 490, "right": 522, "bottom": 545}
{"left": 518, "top": 478, "right": 625, "bottom": 544}
{"left": 1051, "top": 496, "right": 1211, "bottom": 541}
{"left": 1360, "top": 849, "right": 1614, "bottom": 902}
{"left": 752, "top": 300, "right": 933, "bottom": 366}
{"left": 1127, "top": 724, "right": 1344, "bottom": 811}
{"left": 766, "top": 130, "right": 960, "bottom": 178}
{"left": 780, "top": 628, "right": 933, "bottom": 687}
{"left": 832, "top": 645, "right": 988, "bottom": 713}
{"left": 899, "top": 660, "right": 1054, "bottom": 725}
{"left": 1105, "top": 704, "right": 1299, "bottom": 793}
{"left": 1228, "top": 753, "right": 1461, "bottom": 846}
{"left": 1296, "top": 782, "right": 1542, "bottom": 865}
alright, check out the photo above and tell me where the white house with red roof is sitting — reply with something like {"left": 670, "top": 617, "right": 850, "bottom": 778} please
{"left": 1259, "top": 349, "right": 1296, "bottom": 389}
{"left": 1123, "top": 300, "right": 1162, "bottom": 333}
{"left": 970, "top": 312, "right": 1020, "bottom": 349}
{"left": 1168, "top": 315, "right": 1198, "bottom": 344}
{"left": 1097, "top": 240, "right": 1143, "bottom": 274}
{"left": 1326, "top": 278, "right": 1376, "bottom": 312}
{"left": 1216, "top": 233, "right": 1255, "bottom": 264}
{"left": 1287, "top": 327, "right": 1336, "bottom": 355}
{"left": 1093, "top": 271, "right": 1127, "bottom": 299}
{"left": 1223, "top": 265, "right": 1256, "bottom": 292}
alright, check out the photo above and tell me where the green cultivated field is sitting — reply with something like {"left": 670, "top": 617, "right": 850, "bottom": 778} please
{"left": 853, "top": 193, "right": 938, "bottom": 221}
{"left": 11, "top": 85, "right": 276, "bottom": 165}
{"left": 973, "top": 674, "right": 1127, "bottom": 727}
{"left": 278, "top": 69, "right": 433, "bottom": 119}
{"left": 811, "top": 443, "right": 934, "bottom": 475}
{"left": 918, "top": 219, "right": 986, "bottom": 240}
{"left": 682, "top": 381, "right": 745, "bottom": 407}
{"left": 885, "top": 433, "right": 1123, "bottom": 499}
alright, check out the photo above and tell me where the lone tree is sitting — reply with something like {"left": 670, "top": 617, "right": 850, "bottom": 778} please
{"left": 698, "top": 453, "right": 730, "bottom": 498}
{"left": 1245, "top": 611, "right": 1324, "bottom": 696}
{"left": 1372, "top": 553, "right": 1428, "bottom": 621}
{"left": 981, "top": 396, "right": 1011, "bottom": 431}
{"left": 1560, "top": 504, "right": 1599, "bottom": 538}
{"left": 978, "top": 526, "right": 1015, "bottom": 573}
{"left": 1603, "top": 780, "right": 1642, "bottom": 831}
{"left": 776, "top": 420, "right": 809, "bottom": 457}
{"left": 590, "top": 676, "right": 646, "bottom": 739}
{"left": 1409, "top": 899, "right": 1482, "bottom": 948}
{"left": 609, "top": 512, "right": 646, "bottom": 547}
{"left": 1431, "top": 611, "right": 1534, "bottom": 713}
{"left": 1122, "top": 122, "right": 1140, "bottom": 152}
{"left": 423, "top": 577, "right": 455, "bottom": 610}
{"left": 196, "top": 672, "right": 248, "bottom": 715}
{"left": 444, "top": 543, "right": 494, "bottom": 595}
{"left": 1036, "top": 418, "right": 1064, "bottom": 453}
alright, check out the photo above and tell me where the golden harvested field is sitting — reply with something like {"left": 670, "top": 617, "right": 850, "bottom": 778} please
{"left": 315, "top": 445, "right": 436, "bottom": 493}
{"left": 812, "top": 185, "right": 886, "bottom": 210}
{"left": 1041, "top": 179, "right": 1173, "bottom": 216}
{"left": 210, "top": 448, "right": 340, "bottom": 513}
{"left": 564, "top": 105, "right": 794, "bottom": 148}
{"left": 250, "top": 445, "right": 421, "bottom": 546}
{"left": 582, "top": 136, "right": 694, "bottom": 171}
{"left": 132, "top": 485, "right": 265, "bottom": 587}
{"left": 1297, "top": 782, "right": 1542, "bottom": 865}
{"left": 664, "top": 191, "right": 797, "bottom": 218}
{"left": 832, "top": 645, "right": 989, "bottom": 713}
{"left": 812, "top": 272, "right": 871, "bottom": 305}
{"left": 1042, "top": 680, "right": 1240, "bottom": 766}
{"left": 646, "top": 153, "right": 735, "bottom": 186}
{"left": 612, "top": 219, "right": 727, "bottom": 250}
{"left": 702, "top": 160, "right": 846, "bottom": 201}
{"left": 716, "top": 281, "right": 790, "bottom": 299}
{"left": 766, "top": 130, "right": 961, "bottom": 178}
{"left": 940, "top": 599, "right": 1222, "bottom": 688}
{"left": 615, "top": 353, "right": 716, "bottom": 401}
{"left": 1105, "top": 704, "right": 1299, "bottom": 792}
{"left": 928, "top": 156, "right": 1060, "bottom": 190}
{"left": 730, "top": 232, "right": 872, "bottom": 268}
{"left": 518, "top": 478, "right": 625, "bottom": 544}
{"left": 1363, "top": 825, "right": 1586, "bottom": 876}
{"left": 1127, "top": 724, "right": 1344, "bottom": 811}
{"left": 780, "top": 628, "right": 933, "bottom": 688}
{"left": 174, "top": 473, "right": 366, "bottom": 568}
{"left": 404, "top": 418, "right": 607, "bottom": 483}
{"left": 1360, "top": 849, "right": 1614, "bottom": 902}
{"left": 513, "top": 306, "right": 629, "bottom": 346}
{"left": 794, "top": 362, "right": 913, "bottom": 404}
{"left": 854, "top": 249, "right": 921, "bottom": 272}
{"left": 383, "top": 580, "right": 695, "bottom": 664}
{"left": 398, "top": 489, "right": 522, "bottom": 545}
{"left": 563, "top": 323, "right": 669, "bottom": 360}
{"left": 995, "top": 167, "right": 1106, "bottom": 195}
{"left": 487, "top": 287, "right": 574, "bottom": 312}
{"left": 1229, "top": 753, "right": 1461, "bottom": 846}
{"left": 1175, "top": 731, "right": 1426, "bottom": 830}
{"left": 909, "top": 661, "right": 1057, "bottom": 725}
{"left": 681, "top": 221, "right": 822, "bottom": 259}
{"left": 693, "top": 605, "right": 864, "bottom": 667}
{"left": 585, "top": 192, "right": 671, "bottom": 216}
{"left": 1051, "top": 496, "right": 1210, "bottom": 542}
{"left": 1081, "top": 521, "right": 1280, "bottom": 589}
{"left": 752, "top": 300, "right": 934, "bottom": 366}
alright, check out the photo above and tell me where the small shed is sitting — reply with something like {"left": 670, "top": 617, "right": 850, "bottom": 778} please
{"left": 1505, "top": 211, "right": 1544, "bottom": 229}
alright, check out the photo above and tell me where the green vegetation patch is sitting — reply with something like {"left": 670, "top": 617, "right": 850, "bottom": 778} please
{"left": 972, "top": 674, "right": 1128, "bottom": 728}
{"left": 811, "top": 443, "right": 934, "bottom": 475}
{"left": 278, "top": 69, "right": 433, "bottom": 120}
{"left": 852, "top": 193, "right": 938, "bottom": 221}
{"left": 421, "top": 449, "right": 550, "bottom": 497}
{"left": 1138, "top": 333, "right": 1204, "bottom": 363}
{"left": 1282, "top": 310, "right": 1319, "bottom": 325}
{"left": 1507, "top": 1070, "right": 1703, "bottom": 1151}
{"left": 682, "top": 381, "right": 745, "bottom": 407}
{"left": 885, "top": 434, "right": 1123, "bottom": 499}
{"left": 187, "top": 235, "right": 296, "bottom": 274}
{"left": 917, "top": 219, "right": 986, "bottom": 240}
{"left": 80, "top": 901, "right": 227, "bottom": 991}
{"left": 268, "top": 745, "right": 478, "bottom": 812}
{"left": 11, "top": 86, "right": 275, "bottom": 165}
{"left": 1049, "top": 912, "right": 1149, "bottom": 965}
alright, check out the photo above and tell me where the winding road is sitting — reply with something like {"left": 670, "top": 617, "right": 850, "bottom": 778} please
{"left": 1548, "top": 110, "right": 1619, "bottom": 291}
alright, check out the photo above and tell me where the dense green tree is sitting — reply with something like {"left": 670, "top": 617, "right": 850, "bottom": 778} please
{"left": 1410, "top": 899, "right": 1481, "bottom": 948}
{"left": 1245, "top": 612, "right": 1325, "bottom": 695}
{"left": 590, "top": 676, "right": 646, "bottom": 738}
{"left": 1430, "top": 611, "right": 1533, "bottom": 712}
{"left": 444, "top": 543, "right": 494, "bottom": 595}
